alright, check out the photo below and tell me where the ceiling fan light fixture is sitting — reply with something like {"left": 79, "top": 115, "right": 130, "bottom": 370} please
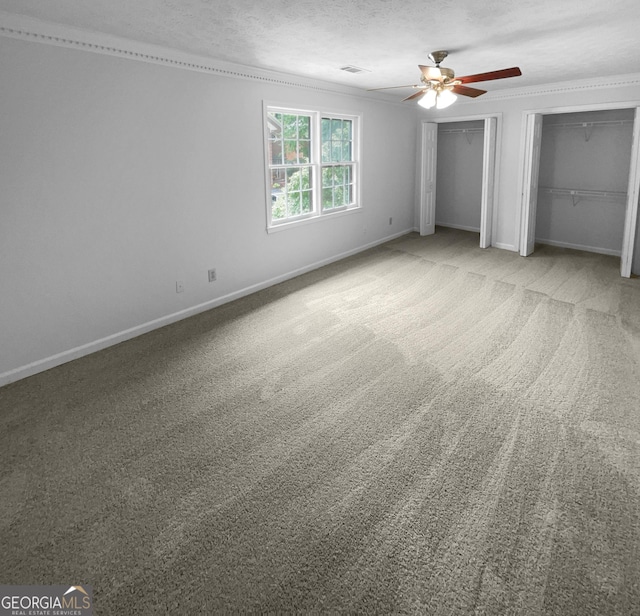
{"left": 418, "top": 88, "right": 437, "bottom": 109}
{"left": 436, "top": 89, "right": 457, "bottom": 109}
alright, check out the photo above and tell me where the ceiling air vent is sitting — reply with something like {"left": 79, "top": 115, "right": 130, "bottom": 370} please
{"left": 340, "top": 65, "right": 370, "bottom": 74}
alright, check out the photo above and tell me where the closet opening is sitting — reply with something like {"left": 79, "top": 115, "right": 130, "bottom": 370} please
{"left": 419, "top": 115, "right": 499, "bottom": 248}
{"left": 436, "top": 121, "right": 484, "bottom": 238}
{"left": 519, "top": 104, "right": 640, "bottom": 277}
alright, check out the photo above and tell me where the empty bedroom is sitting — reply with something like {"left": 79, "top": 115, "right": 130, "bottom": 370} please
{"left": 1, "top": 1, "right": 639, "bottom": 614}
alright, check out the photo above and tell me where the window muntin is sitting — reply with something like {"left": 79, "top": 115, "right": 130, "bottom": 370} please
{"left": 265, "top": 106, "right": 359, "bottom": 228}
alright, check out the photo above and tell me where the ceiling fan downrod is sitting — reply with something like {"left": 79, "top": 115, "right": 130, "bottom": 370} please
{"left": 428, "top": 50, "right": 449, "bottom": 66}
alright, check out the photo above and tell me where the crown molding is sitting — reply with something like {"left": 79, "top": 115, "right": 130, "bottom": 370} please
{"left": 0, "top": 10, "right": 385, "bottom": 102}
{"left": 452, "top": 73, "right": 640, "bottom": 105}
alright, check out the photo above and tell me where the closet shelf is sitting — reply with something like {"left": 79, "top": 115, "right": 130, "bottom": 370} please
{"left": 543, "top": 119, "right": 632, "bottom": 129}
{"left": 439, "top": 127, "right": 484, "bottom": 134}
{"left": 540, "top": 187, "right": 627, "bottom": 206}
{"left": 543, "top": 119, "right": 633, "bottom": 141}
{"left": 439, "top": 127, "right": 483, "bottom": 144}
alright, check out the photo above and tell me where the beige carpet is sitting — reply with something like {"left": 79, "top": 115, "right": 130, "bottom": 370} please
{"left": 1, "top": 227, "right": 639, "bottom": 615}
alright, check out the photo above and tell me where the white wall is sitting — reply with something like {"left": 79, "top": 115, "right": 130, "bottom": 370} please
{"left": 420, "top": 78, "right": 640, "bottom": 252}
{"left": 0, "top": 35, "right": 418, "bottom": 384}
{"left": 435, "top": 120, "right": 484, "bottom": 232}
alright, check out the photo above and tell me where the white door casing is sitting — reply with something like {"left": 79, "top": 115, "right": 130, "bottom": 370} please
{"left": 519, "top": 113, "right": 543, "bottom": 256}
{"left": 419, "top": 116, "right": 499, "bottom": 245}
{"left": 620, "top": 106, "right": 640, "bottom": 277}
{"left": 480, "top": 117, "right": 498, "bottom": 248}
{"left": 518, "top": 105, "right": 639, "bottom": 276}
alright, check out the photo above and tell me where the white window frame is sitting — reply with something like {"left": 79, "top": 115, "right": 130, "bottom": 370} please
{"left": 263, "top": 103, "right": 361, "bottom": 232}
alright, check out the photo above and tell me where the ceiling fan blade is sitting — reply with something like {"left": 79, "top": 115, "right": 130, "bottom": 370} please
{"left": 403, "top": 90, "right": 426, "bottom": 102}
{"left": 419, "top": 65, "right": 442, "bottom": 80}
{"left": 367, "top": 84, "right": 419, "bottom": 91}
{"left": 457, "top": 67, "right": 522, "bottom": 84}
{"left": 452, "top": 84, "right": 486, "bottom": 98}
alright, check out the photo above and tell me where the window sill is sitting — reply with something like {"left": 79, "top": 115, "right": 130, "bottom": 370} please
{"left": 267, "top": 206, "right": 362, "bottom": 234}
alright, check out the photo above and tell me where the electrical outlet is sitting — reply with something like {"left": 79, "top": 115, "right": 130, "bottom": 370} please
{"left": 176, "top": 281, "right": 184, "bottom": 293}
{"left": 208, "top": 268, "right": 217, "bottom": 282}
{"left": 389, "top": 217, "right": 393, "bottom": 225}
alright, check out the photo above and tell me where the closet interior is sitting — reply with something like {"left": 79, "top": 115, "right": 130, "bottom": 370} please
{"left": 435, "top": 120, "right": 484, "bottom": 234}
{"left": 535, "top": 108, "right": 635, "bottom": 256}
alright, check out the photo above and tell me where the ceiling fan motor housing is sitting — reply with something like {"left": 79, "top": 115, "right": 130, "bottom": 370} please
{"left": 420, "top": 65, "right": 456, "bottom": 87}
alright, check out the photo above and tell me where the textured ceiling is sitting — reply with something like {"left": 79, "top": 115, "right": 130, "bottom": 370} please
{"left": 2, "top": 0, "right": 640, "bottom": 95}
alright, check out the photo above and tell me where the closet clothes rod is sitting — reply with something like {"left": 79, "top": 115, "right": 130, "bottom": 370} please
{"left": 540, "top": 186, "right": 627, "bottom": 206}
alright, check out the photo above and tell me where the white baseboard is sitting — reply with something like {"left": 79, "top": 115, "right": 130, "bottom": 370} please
{"left": 493, "top": 242, "right": 518, "bottom": 252}
{"left": 435, "top": 222, "right": 481, "bottom": 233}
{"left": 535, "top": 238, "right": 622, "bottom": 257}
{"left": 0, "top": 229, "right": 415, "bottom": 387}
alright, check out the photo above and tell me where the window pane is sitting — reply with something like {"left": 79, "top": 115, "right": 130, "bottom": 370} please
{"left": 272, "top": 195, "right": 287, "bottom": 220}
{"left": 270, "top": 141, "right": 283, "bottom": 165}
{"left": 270, "top": 169, "right": 285, "bottom": 192}
{"left": 289, "top": 191, "right": 301, "bottom": 215}
{"left": 287, "top": 167, "right": 301, "bottom": 191}
{"left": 283, "top": 115, "right": 298, "bottom": 139}
{"left": 299, "top": 116, "right": 310, "bottom": 139}
{"left": 300, "top": 167, "right": 310, "bottom": 189}
{"left": 321, "top": 142, "right": 331, "bottom": 163}
{"left": 341, "top": 166, "right": 353, "bottom": 184}
{"left": 322, "top": 118, "right": 331, "bottom": 142}
{"left": 322, "top": 188, "right": 333, "bottom": 209}
{"left": 300, "top": 140, "right": 311, "bottom": 163}
{"left": 284, "top": 140, "right": 299, "bottom": 163}
{"left": 267, "top": 112, "right": 283, "bottom": 138}
{"left": 267, "top": 112, "right": 283, "bottom": 166}
{"left": 332, "top": 119, "right": 342, "bottom": 139}
{"left": 302, "top": 191, "right": 312, "bottom": 213}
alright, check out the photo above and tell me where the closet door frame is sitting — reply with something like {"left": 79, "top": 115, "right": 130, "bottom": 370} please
{"left": 518, "top": 101, "right": 640, "bottom": 277}
{"left": 621, "top": 107, "right": 640, "bottom": 277}
{"left": 418, "top": 113, "right": 502, "bottom": 246}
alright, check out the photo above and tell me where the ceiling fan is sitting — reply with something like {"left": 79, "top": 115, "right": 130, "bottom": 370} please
{"left": 369, "top": 51, "right": 522, "bottom": 109}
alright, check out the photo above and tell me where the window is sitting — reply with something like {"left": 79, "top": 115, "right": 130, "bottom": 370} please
{"left": 264, "top": 106, "right": 360, "bottom": 229}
